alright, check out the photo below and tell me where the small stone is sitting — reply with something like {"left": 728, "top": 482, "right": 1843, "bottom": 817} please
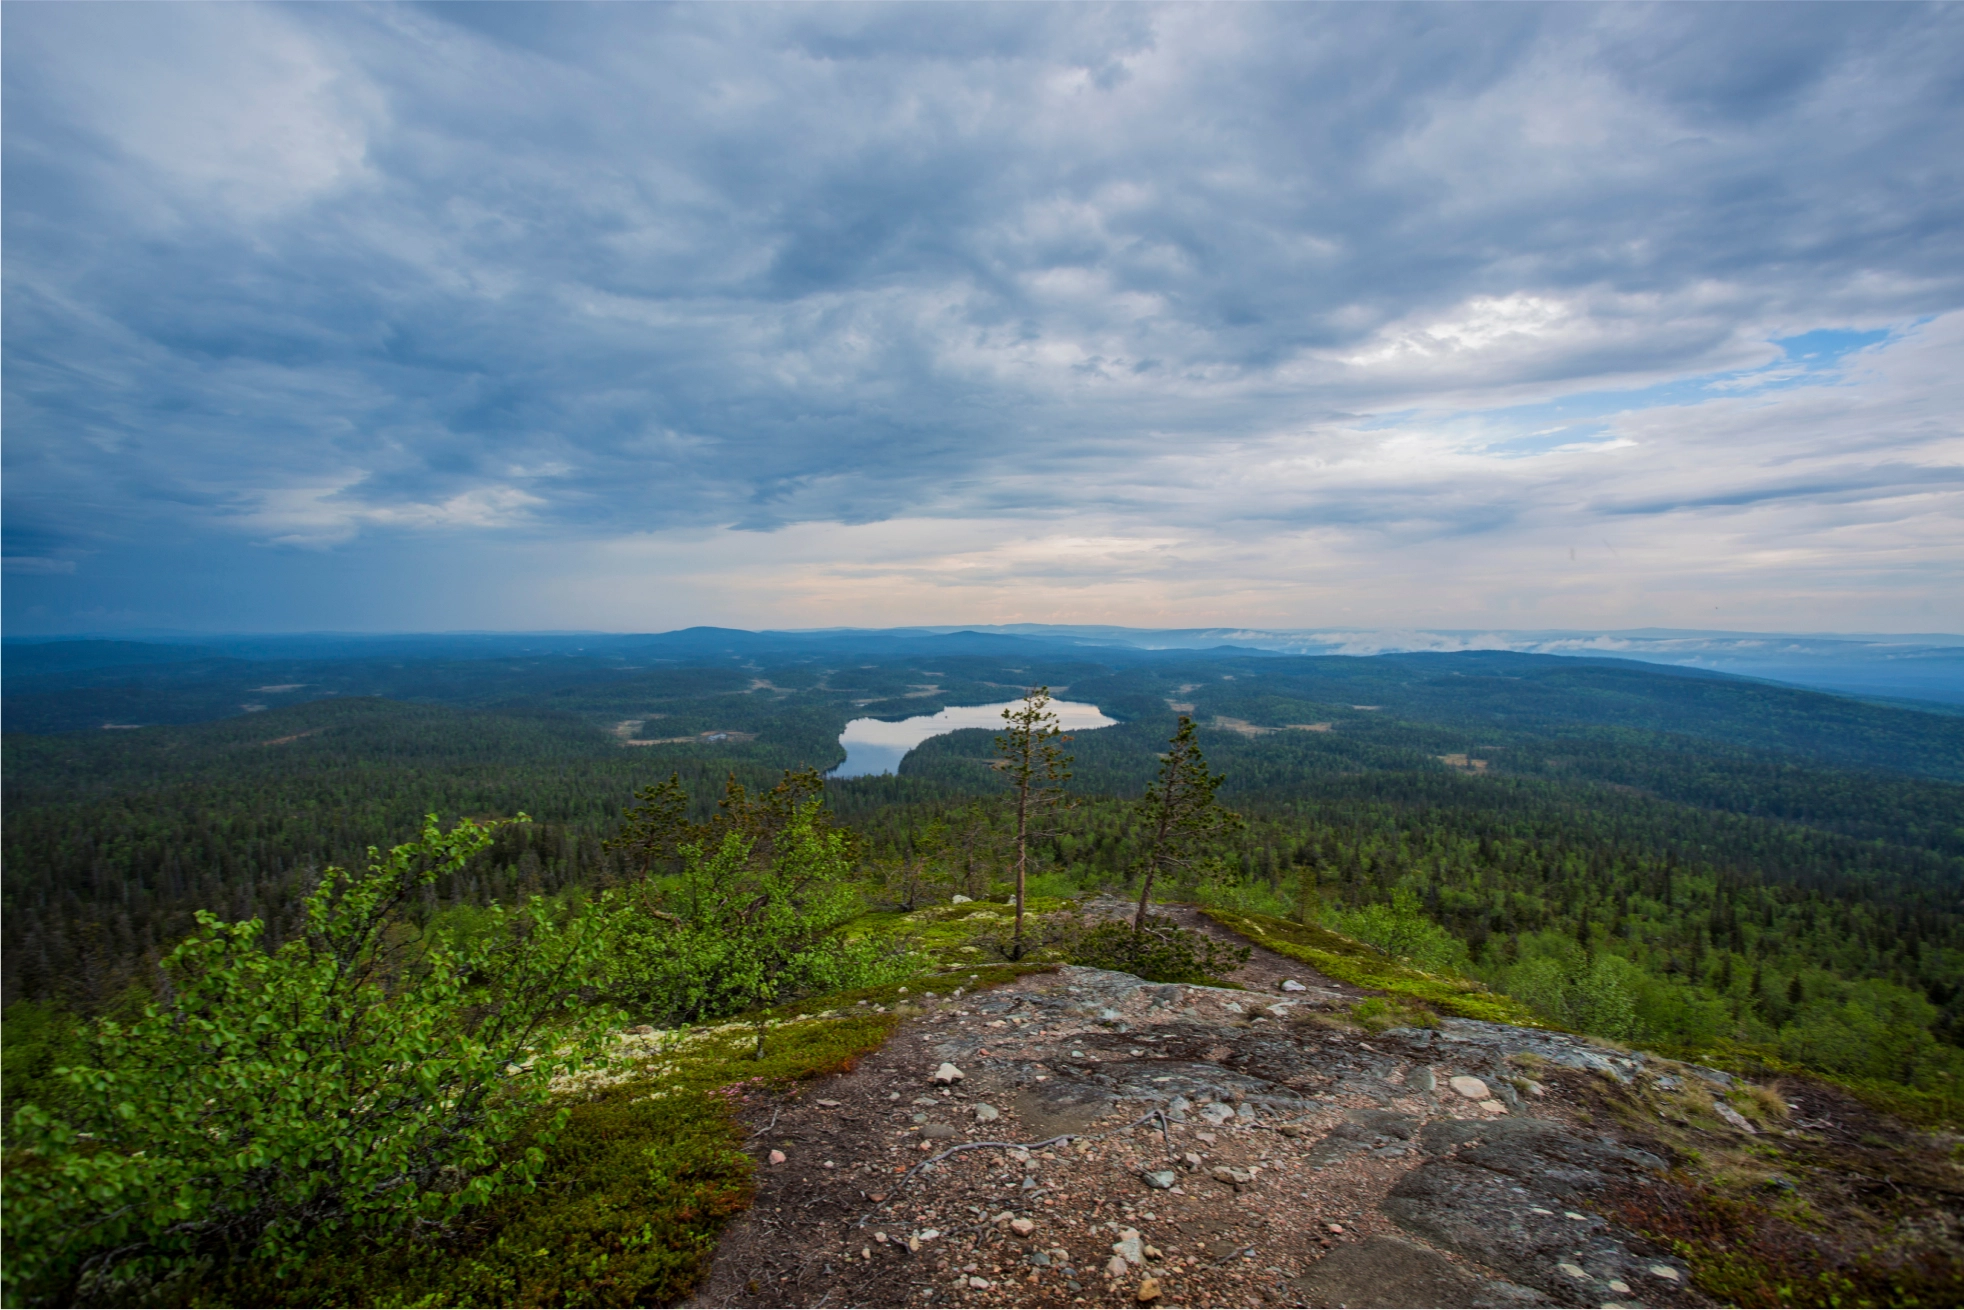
{"left": 1030, "top": 1251, "right": 1052, "bottom": 1267}
{"left": 1137, "top": 1276, "right": 1163, "bottom": 1302}
{"left": 1449, "top": 1075, "right": 1491, "bottom": 1100}
{"left": 1200, "top": 1103, "right": 1237, "bottom": 1126}
{"left": 932, "top": 1063, "right": 964, "bottom": 1085}
{"left": 1195, "top": 1130, "right": 1217, "bottom": 1144}
{"left": 1648, "top": 1265, "right": 1680, "bottom": 1282}
{"left": 1113, "top": 1229, "right": 1144, "bottom": 1264}
{"left": 1714, "top": 1101, "right": 1758, "bottom": 1134}
{"left": 1565, "top": 1211, "right": 1589, "bottom": 1221}
{"left": 1326, "top": 1223, "right": 1344, "bottom": 1234}
{"left": 1558, "top": 1262, "right": 1590, "bottom": 1280}
{"left": 1211, "top": 1165, "right": 1256, "bottom": 1187}
{"left": 816, "top": 1098, "right": 841, "bottom": 1107}
{"left": 921, "top": 1123, "right": 959, "bottom": 1140}
{"left": 1142, "top": 1169, "right": 1179, "bottom": 1189}
{"left": 1106, "top": 1255, "right": 1130, "bottom": 1278}
{"left": 1011, "top": 1218, "right": 1037, "bottom": 1237}
{"left": 1183, "top": 1151, "right": 1204, "bottom": 1168}
{"left": 974, "top": 1102, "right": 1001, "bottom": 1122}
{"left": 1609, "top": 1279, "right": 1632, "bottom": 1294}
{"left": 1281, "top": 979, "right": 1307, "bottom": 992}
{"left": 768, "top": 1149, "right": 786, "bottom": 1165}
{"left": 951, "top": 894, "right": 972, "bottom": 903}
{"left": 969, "top": 1275, "right": 990, "bottom": 1288}
{"left": 1406, "top": 1066, "right": 1437, "bottom": 1094}
{"left": 1479, "top": 1099, "right": 1506, "bottom": 1113}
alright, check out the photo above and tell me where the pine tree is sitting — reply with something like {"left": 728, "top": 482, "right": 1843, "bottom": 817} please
{"left": 994, "top": 687, "right": 1073, "bottom": 959}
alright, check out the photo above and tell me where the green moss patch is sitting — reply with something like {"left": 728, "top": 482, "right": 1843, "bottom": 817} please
{"left": 1201, "top": 907, "right": 1545, "bottom": 1027}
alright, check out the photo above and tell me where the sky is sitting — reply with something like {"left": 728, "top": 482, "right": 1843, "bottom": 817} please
{"left": 4, "top": 2, "right": 1962, "bottom": 636}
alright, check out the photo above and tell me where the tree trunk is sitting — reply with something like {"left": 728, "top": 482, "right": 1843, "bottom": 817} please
{"left": 1013, "top": 769, "right": 1029, "bottom": 958}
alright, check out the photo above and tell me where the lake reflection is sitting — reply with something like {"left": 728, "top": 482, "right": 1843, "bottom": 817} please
{"left": 830, "top": 699, "right": 1116, "bottom": 779}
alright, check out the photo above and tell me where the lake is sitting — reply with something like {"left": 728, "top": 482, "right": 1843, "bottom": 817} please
{"left": 830, "top": 699, "right": 1117, "bottom": 779}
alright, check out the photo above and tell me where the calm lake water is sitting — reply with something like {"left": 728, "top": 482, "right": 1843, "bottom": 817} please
{"left": 830, "top": 699, "right": 1117, "bottom": 779}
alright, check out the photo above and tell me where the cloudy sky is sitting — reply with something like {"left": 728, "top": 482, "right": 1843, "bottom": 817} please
{"left": 5, "top": 2, "right": 1961, "bottom": 635}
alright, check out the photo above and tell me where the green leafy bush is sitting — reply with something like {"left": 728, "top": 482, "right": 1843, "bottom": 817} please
{"left": 1, "top": 817, "right": 616, "bottom": 1306}
{"left": 1324, "top": 887, "right": 1473, "bottom": 976}
{"left": 1066, "top": 915, "right": 1251, "bottom": 984}
{"left": 608, "top": 800, "right": 917, "bottom": 1030}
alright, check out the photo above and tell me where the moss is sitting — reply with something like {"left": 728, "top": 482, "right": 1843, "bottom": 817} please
{"left": 200, "top": 964, "right": 1045, "bottom": 1307}
{"left": 1200, "top": 908, "right": 1546, "bottom": 1027}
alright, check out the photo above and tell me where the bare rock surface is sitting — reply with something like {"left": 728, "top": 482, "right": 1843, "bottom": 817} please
{"left": 687, "top": 954, "right": 1726, "bottom": 1309}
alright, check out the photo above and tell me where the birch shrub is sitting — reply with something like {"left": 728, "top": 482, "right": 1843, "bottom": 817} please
{"left": 608, "top": 800, "right": 917, "bottom": 1032}
{"left": 1, "top": 817, "right": 616, "bottom": 1306}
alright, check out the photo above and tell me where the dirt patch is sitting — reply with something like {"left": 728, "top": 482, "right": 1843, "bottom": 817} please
{"left": 1287, "top": 724, "right": 1333, "bottom": 733}
{"left": 1210, "top": 718, "right": 1272, "bottom": 738}
{"left": 1438, "top": 754, "right": 1489, "bottom": 772}
{"left": 622, "top": 730, "right": 759, "bottom": 747}
{"left": 258, "top": 728, "right": 324, "bottom": 746}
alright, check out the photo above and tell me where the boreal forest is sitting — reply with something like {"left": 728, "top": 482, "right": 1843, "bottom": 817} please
{"left": 3, "top": 628, "right": 1961, "bottom": 1306}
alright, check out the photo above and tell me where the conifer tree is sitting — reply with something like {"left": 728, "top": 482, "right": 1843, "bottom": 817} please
{"left": 994, "top": 686, "right": 1073, "bottom": 958}
{"left": 1134, "top": 715, "right": 1238, "bottom": 930}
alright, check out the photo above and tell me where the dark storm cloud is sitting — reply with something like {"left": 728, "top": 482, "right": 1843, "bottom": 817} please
{"left": 3, "top": 2, "right": 1960, "bottom": 630}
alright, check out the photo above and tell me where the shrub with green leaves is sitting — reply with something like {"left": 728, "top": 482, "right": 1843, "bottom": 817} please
{"left": 1, "top": 817, "right": 616, "bottom": 1307}
{"left": 608, "top": 800, "right": 917, "bottom": 1031}
{"left": 1066, "top": 914, "right": 1251, "bottom": 984}
{"left": 1324, "top": 887, "right": 1471, "bottom": 976}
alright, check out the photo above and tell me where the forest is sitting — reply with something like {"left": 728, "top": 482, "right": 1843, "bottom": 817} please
{"left": 4, "top": 633, "right": 1962, "bottom": 1302}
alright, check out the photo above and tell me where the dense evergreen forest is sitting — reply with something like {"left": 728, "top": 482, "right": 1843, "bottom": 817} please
{"left": 5, "top": 634, "right": 1962, "bottom": 1111}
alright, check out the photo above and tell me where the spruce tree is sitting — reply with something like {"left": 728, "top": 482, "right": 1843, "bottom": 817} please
{"left": 1133, "top": 716, "right": 1238, "bottom": 930}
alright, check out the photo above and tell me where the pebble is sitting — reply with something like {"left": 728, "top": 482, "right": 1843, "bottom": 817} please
{"left": 932, "top": 1062, "right": 964, "bottom": 1085}
{"left": 1450, "top": 1075, "right": 1491, "bottom": 1100}
{"left": 1106, "top": 1255, "right": 1130, "bottom": 1278}
{"left": 1609, "top": 1279, "right": 1632, "bottom": 1294}
{"left": 1211, "top": 1165, "right": 1256, "bottom": 1186}
{"left": 1648, "top": 1265, "right": 1680, "bottom": 1282}
{"left": 1558, "top": 1262, "right": 1590, "bottom": 1280}
{"left": 1406, "top": 1066, "right": 1437, "bottom": 1094}
{"left": 1142, "top": 1169, "right": 1179, "bottom": 1189}
{"left": 1137, "top": 1275, "right": 1162, "bottom": 1301}
{"left": 1479, "top": 1099, "right": 1506, "bottom": 1113}
{"left": 1714, "top": 1102, "right": 1758, "bottom": 1134}
{"left": 968, "top": 1275, "right": 990, "bottom": 1288}
{"left": 1281, "top": 980, "right": 1307, "bottom": 992}
{"left": 1011, "top": 1217, "right": 1037, "bottom": 1237}
{"left": 816, "top": 1099, "right": 841, "bottom": 1107}
{"left": 767, "top": 1150, "right": 786, "bottom": 1165}
{"left": 974, "top": 1102, "right": 1000, "bottom": 1122}
{"left": 1112, "top": 1229, "right": 1144, "bottom": 1264}
{"left": 921, "top": 1123, "right": 958, "bottom": 1140}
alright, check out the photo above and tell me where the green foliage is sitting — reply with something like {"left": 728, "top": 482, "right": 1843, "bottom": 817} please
{"left": 1349, "top": 997, "right": 1440, "bottom": 1032}
{"left": 1066, "top": 914, "right": 1251, "bottom": 984}
{"left": 1202, "top": 907, "right": 1546, "bottom": 1026}
{"left": 209, "top": 1004, "right": 913, "bottom": 1306}
{"left": 994, "top": 687, "right": 1075, "bottom": 957}
{"left": 1, "top": 817, "right": 616, "bottom": 1306}
{"left": 1497, "top": 948, "right": 1646, "bottom": 1042}
{"left": 1129, "top": 716, "right": 1240, "bottom": 928}
{"left": 1324, "top": 886, "right": 1471, "bottom": 976}
{"left": 607, "top": 799, "right": 916, "bottom": 1032}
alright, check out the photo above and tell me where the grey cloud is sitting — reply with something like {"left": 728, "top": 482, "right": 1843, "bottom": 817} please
{"left": 4, "top": 2, "right": 1961, "bottom": 630}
